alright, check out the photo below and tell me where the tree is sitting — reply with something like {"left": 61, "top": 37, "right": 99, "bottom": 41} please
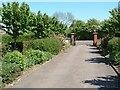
{"left": 29, "top": 11, "right": 67, "bottom": 39}
{"left": 86, "top": 18, "right": 101, "bottom": 32}
{"left": 101, "top": 8, "right": 120, "bottom": 37}
{"left": 53, "top": 12, "right": 74, "bottom": 26}
{"left": 1, "top": 2, "right": 30, "bottom": 49}
{"left": 110, "top": 8, "right": 120, "bottom": 36}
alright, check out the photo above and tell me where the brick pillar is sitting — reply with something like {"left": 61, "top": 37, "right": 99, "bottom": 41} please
{"left": 93, "top": 31, "right": 98, "bottom": 46}
{"left": 70, "top": 33, "right": 76, "bottom": 46}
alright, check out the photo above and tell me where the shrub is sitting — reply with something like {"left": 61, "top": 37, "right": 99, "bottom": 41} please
{"left": 101, "top": 36, "right": 111, "bottom": 49}
{"left": 114, "top": 52, "right": 120, "bottom": 64}
{"left": 96, "top": 39, "right": 102, "bottom": 50}
{"left": 54, "top": 34, "right": 69, "bottom": 51}
{"left": 23, "top": 40, "right": 33, "bottom": 53}
{"left": 24, "top": 49, "right": 53, "bottom": 66}
{"left": 32, "top": 38, "right": 62, "bottom": 55}
{"left": 2, "top": 34, "right": 13, "bottom": 43}
{"left": 2, "top": 51, "right": 26, "bottom": 70}
{"left": 2, "top": 32, "right": 35, "bottom": 43}
{"left": 24, "top": 49, "right": 43, "bottom": 65}
{"left": 1, "top": 62, "right": 21, "bottom": 84}
{"left": 100, "top": 36, "right": 111, "bottom": 56}
{"left": 2, "top": 43, "right": 12, "bottom": 55}
{"left": 43, "top": 52, "right": 53, "bottom": 61}
{"left": 108, "top": 37, "right": 120, "bottom": 62}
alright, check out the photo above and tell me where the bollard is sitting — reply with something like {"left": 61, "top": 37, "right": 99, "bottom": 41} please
{"left": 93, "top": 31, "right": 98, "bottom": 46}
{"left": 70, "top": 33, "right": 76, "bottom": 46}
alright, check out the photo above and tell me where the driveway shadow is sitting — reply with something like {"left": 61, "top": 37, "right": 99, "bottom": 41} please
{"left": 83, "top": 75, "right": 120, "bottom": 88}
{"left": 85, "top": 58, "right": 109, "bottom": 65}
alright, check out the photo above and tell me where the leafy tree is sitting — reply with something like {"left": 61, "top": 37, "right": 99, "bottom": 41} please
{"left": 29, "top": 11, "right": 67, "bottom": 39}
{"left": 86, "top": 18, "right": 101, "bottom": 32}
{"left": 109, "top": 8, "right": 119, "bottom": 36}
{"left": 1, "top": 2, "right": 30, "bottom": 49}
{"left": 101, "top": 8, "right": 120, "bottom": 37}
{"left": 29, "top": 11, "right": 44, "bottom": 39}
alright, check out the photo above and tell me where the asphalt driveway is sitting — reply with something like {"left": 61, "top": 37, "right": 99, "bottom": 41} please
{"left": 12, "top": 41, "right": 119, "bottom": 88}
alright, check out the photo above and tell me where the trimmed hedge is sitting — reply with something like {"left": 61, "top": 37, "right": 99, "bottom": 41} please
{"left": 2, "top": 37, "right": 63, "bottom": 55}
{"left": 2, "top": 32, "right": 35, "bottom": 43}
{"left": 32, "top": 38, "right": 62, "bottom": 55}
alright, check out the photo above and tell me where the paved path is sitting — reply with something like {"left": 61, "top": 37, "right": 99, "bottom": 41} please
{"left": 12, "top": 41, "right": 119, "bottom": 88}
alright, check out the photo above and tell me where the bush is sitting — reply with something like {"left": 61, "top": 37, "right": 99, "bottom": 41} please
{"left": 100, "top": 36, "right": 111, "bottom": 56}
{"left": 107, "top": 37, "right": 120, "bottom": 62}
{"left": 23, "top": 40, "right": 33, "bottom": 53}
{"left": 54, "top": 34, "right": 69, "bottom": 51}
{"left": 1, "top": 49, "right": 53, "bottom": 86}
{"left": 2, "top": 34, "right": 13, "bottom": 43}
{"left": 44, "top": 52, "right": 53, "bottom": 61}
{"left": 24, "top": 50, "right": 53, "bottom": 66}
{"left": 2, "top": 43, "right": 12, "bottom": 55}
{"left": 96, "top": 39, "right": 102, "bottom": 50}
{"left": 101, "top": 36, "right": 111, "bottom": 49}
{"left": 32, "top": 38, "right": 62, "bottom": 55}
{"left": 2, "top": 51, "right": 26, "bottom": 70}
{"left": 2, "top": 32, "right": 35, "bottom": 43}
{"left": 24, "top": 49, "right": 43, "bottom": 66}
{"left": 1, "top": 62, "right": 21, "bottom": 84}
{"left": 114, "top": 52, "right": 120, "bottom": 65}
{"left": 108, "top": 37, "right": 119, "bottom": 51}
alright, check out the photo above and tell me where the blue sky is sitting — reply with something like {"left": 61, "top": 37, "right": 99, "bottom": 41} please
{"left": 0, "top": 2, "right": 118, "bottom": 22}
{"left": 26, "top": 2, "right": 118, "bottom": 22}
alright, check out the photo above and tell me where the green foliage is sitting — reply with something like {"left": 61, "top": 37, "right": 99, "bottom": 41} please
{"left": 23, "top": 49, "right": 53, "bottom": 67}
{"left": 2, "top": 43, "right": 12, "bottom": 55}
{"left": 1, "top": 62, "right": 21, "bottom": 84}
{"left": 68, "top": 19, "right": 101, "bottom": 40}
{"left": 1, "top": 49, "right": 53, "bottom": 86}
{"left": 114, "top": 52, "right": 120, "bottom": 64}
{"left": 86, "top": 19, "right": 101, "bottom": 32}
{"left": 101, "top": 8, "right": 120, "bottom": 37}
{"left": 2, "top": 33, "right": 35, "bottom": 43}
{"left": 100, "top": 36, "right": 111, "bottom": 56}
{"left": 54, "top": 34, "right": 70, "bottom": 50}
{"left": 1, "top": 2, "right": 31, "bottom": 49}
{"left": 107, "top": 37, "right": 120, "bottom": 62}
{"left": 32, "top": 38, "right": 62, "bottom": 55}
{"left": 44, "top": 52, "right": 53, "bottom": 61}
{"left": 23, "top": 40, "right": 33, "bottom": 53}
{"left": 24, "top": 49, "right": 43, "bottom": 65}
{"left": 108, "top": 37, "right": 119, "bottom": 52}
{"left": 2, "top": 51, "right": 26, "bottom": 70}
{"left": 2, "top": 33, "right": 35, "bottom": 55}
{"left": 2, "top": 34, "right": 13, "bottom": 43}
{"left": 29, "top": 11, "right": 67, "bottom": 39}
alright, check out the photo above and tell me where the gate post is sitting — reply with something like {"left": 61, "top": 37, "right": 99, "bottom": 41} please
{"left": 93, "top": 30, "right": 98, "bottom": 46}
{"left": 70, "top": 33, "right": 76, "bottom": 46}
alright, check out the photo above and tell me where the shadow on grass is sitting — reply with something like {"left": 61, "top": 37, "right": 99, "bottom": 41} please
{"left": 83, "top": 75, "right": 120, "bottom": 88}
